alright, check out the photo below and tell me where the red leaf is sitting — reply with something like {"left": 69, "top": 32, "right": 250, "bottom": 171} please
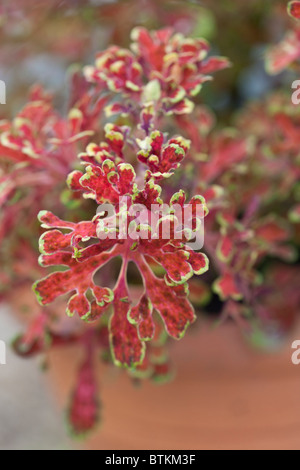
{"left": 137, "top": 131, "right": 190, "bottom": 180}
{"left": 110, "top": 280, "right": 145, "bottom": 368}
{"left": 68, "top": 160, "right": 136, "bottom": 204}
{"left": 266, "top": 30, "right": 300, "bottom": 74}
{"left": 84, "top": 46, "right": 143, "bottom": 96}
{"left": 33, "top": 236, "right": 117, "bottom": 320}
{"left": 69, "top": 350, "right": 99, "bottom": 437}
{"left": 137, "top": 257, "right": 196, "bottom": 339}
{"left": 128, "top": 294, "right": 155, "bottom": 341}
{"left": 288, "top": 1, "right": 300, "bottom": 19}
{"left": 217, "top": 236, "right": 234, "bottom": 263}
{"left": 213, "top": 272, "right": 242, "bottom": 301}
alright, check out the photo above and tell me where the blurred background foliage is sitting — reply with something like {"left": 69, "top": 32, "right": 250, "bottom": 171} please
{"left": 0, "top": 0, "right": 295, "bottom": 119}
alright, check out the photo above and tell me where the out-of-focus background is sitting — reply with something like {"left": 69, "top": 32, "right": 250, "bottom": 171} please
{"left": 0, "top": 0, "right": 291, "bottom": 117}
{"left": 2, "top": 304, "right": 300, "bottom": 450}
{"left": 0, "top": 305, "right": 71, "bottom": 450}
{"left": 0, "top": 0, "right": 300, "bottom": 450}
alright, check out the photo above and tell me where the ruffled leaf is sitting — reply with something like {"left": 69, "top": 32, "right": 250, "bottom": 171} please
{"left": 68, "top": 160, "right": 136, "bottom": 204}
{"left": 138, "top": 257, "right": 196, "bottom": 339}
{"left": 128, "top": 294, "right": 155, "bottom": 341}
{"left": 33, "top": 248, "right": 115, "bottom": 321}
{"left": 109, "top": 282, "right": 145, "bottom": 368}
{"left": 137, "top": 131, "right": 190, "bottom": 180}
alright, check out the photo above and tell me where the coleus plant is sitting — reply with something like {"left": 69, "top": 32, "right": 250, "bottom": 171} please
{"left": 0, "top": 1, "right": 299, "bottom": 438}
{"left": 0, "top": 27, "right": 229, "bottom": 436}
{"left": 33, "top": 27, "right": 231, "bottom": 365}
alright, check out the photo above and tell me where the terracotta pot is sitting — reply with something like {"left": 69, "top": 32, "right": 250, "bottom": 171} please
{"left": 46, "top": 319, "right": 300, "bottom": 450}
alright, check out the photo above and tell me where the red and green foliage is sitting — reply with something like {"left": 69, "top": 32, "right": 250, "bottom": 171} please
{"left": 0, "top": 1, "right": 299, "bottom": 436}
